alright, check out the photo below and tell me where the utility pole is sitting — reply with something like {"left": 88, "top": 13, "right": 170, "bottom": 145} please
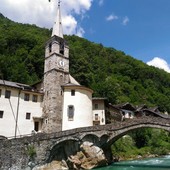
{"left": 15, "top": 90, "right": 21, "bottom": 138}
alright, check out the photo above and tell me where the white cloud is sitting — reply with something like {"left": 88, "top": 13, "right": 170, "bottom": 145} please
{"left": 122, "top": 16, "right": 129, "bottom": 25}
{"left": 99, "top": 0, "right": 104, "bottom": 6}
{"left": 62, "top": 0, "right": 92, "bottom": 15}
{"left": 106, "top": 14, "right": 118, "bottom": 21}
{"left": 106, "top": 14, "right": 129, "bottom": 26}
{"left": 147, "top": 57, "right": 170, "bottom": 73}
{"left": 0, "top": 0, "right": 93, "bottom": 37}
{"left": 76, "top": 27, "right": 85, "bottom": 37}
{"left": 62, "top": 15, "right": 77, "bottom": 35}
{"left": 62, "top": 15, "right": 85, "bottom": 37}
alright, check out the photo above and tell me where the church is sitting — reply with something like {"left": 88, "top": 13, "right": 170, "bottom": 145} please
{"left": 0, "top": 2, "right": 106, "bottom": 138}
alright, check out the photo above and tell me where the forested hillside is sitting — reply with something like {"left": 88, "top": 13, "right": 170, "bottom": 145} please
{"left": 0, "top": 13, "right": 170, "bottom": 112}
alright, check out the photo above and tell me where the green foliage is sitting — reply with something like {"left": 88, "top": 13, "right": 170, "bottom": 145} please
{"left": 111, "top": 128, "right": 170, "bottom": 159}
{"left": 129, "top": 128, "right": 152, "bottom": 148}
{"left": 65, "top": 35, "right": 170, "bottom": 112}
{"left": 27, "top": 144, "right": 36, "bottom": 159}
{"left": 0, "top": 14, "right": 170, "bottom": 112}
{"left": 0, "top": 14, "right": 50, "bottom": 84}
{"left": 111, "top": 135, "right": 137, "bottom": 159}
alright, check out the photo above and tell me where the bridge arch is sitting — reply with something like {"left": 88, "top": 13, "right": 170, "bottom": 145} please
{"left": 47, "top": 139, "right": 80, "bottom": 163}
{"left": 105, "top": 123, "right": 170, "bottom": 148}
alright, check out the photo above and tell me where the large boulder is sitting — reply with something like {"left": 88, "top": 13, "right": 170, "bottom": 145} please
{"left": 32, "top": 160, "right": 68, "bottom": 170}
{"left": 68, "top": 141, "right": 108, "bottom": 169}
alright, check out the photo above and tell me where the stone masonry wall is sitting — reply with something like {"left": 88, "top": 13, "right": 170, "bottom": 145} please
{"left": 0, "top": 117, "right": 170, "bottom": 169}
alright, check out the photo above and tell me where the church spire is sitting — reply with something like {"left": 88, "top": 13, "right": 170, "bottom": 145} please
{"left": 52, "top": 0, "right": 63, "bottom": 38}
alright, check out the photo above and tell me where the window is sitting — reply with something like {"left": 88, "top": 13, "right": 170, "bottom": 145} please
{"left": 0, "top": 111, "right": 4, "bottom": 118}
{"left": 32, "top": 95, "right": 38, "bottom": 102}
{"left": 95, "top": 114, "right": 99, "bottom": 121}
{"left": 0, "top": 89, "right": 1, "bottom": 97}
{"left": 59, "top": 42, "right": 64, "bottom": 55}
{"left": 24, "top": 93, "right": 30, "bottom": 101}
{"left": 71, "top": 90, "right": 75, "bottom": 96}
{"left": 5, "top": 90, "right": 11, "bottom": 99}
{"left": 94, "top": 103, "right": 98, "bottom": 109}
{"left": 45, "top": 118, "right": 48, "bottom": 124}
{"left": 26, "top": 113, "right": 31, "bottom": 120}
{"left": 49, "top": 43, "right": 52, "bottom": 53}
{"left": 68, "top": 105, "right": 74, "bottom": 120}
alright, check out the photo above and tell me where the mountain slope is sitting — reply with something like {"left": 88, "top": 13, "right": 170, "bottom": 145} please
{"left": 0, "top": 14, "right": 170, "bottom": 112}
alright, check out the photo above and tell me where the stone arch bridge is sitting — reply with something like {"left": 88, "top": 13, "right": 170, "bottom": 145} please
{"left": 0, "top": 116, "right": 170, "bottom": 169}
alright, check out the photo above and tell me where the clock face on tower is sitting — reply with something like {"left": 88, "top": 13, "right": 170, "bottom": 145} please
{"left": 58, "top": 60, "right": 65, "bottom": 67}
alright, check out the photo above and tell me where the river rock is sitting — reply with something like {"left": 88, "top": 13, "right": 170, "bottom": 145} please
{"left": 68, "top": 141, "right": 107, "bottom": 169}
{"left": 32, "top": 160, "right": 68, "bottom": 170}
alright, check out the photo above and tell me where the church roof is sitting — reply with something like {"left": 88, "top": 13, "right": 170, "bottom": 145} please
{"left": 62, "top": 75, "right": 93, "bottom": 93}
{"left": 51, "top": 1, "right": 63, "bottom": 38}
{"left": 68, "top": 75, "right": 80, "bottom": 85}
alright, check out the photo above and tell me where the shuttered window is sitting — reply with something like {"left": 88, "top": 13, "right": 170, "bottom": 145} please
{"left": 68, "top": 105, "right": 74, "bottom": 121}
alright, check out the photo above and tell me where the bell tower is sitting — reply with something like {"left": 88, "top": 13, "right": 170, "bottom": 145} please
{"left": 42, "top": 1, "right": 69, "bottom": 133}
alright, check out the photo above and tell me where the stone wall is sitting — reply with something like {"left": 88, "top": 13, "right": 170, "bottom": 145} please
{"left": 0, "top": 132, "right": 107, "bottom": 170}
{"left": 0, "top": 116, "right": 170, "bottom": 169}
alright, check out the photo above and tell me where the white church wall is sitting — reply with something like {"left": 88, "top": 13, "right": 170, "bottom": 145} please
{"left": 62, "top": 87, "right": 93, "bottom": 131}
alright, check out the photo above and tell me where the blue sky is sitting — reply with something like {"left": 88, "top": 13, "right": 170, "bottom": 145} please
{"left": 0, "top": 0, "right": 170, "bottom": 73}
{"left": 82, "top": 0, "right": 170, "bottom": 72}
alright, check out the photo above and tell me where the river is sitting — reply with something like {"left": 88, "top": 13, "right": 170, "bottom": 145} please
{"left": 96, "top": 155, "right": 170, "bottom": 170}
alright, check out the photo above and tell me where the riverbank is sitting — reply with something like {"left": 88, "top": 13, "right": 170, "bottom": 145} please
{"left": 111, "top": 129, "right": 170, "bottom": 163}
{"left": 95, "top": 155, "right": 170, "bottom": 170}
{"left": 114, "top": 153, "right": 161, "bottom": 162}
{"left": 112, "top": 148, "right": 170, "bottom": 162}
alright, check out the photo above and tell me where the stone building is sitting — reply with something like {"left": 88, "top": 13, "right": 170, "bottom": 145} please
{"left": 0, "top": 2, "right": 100, "bottom": 138}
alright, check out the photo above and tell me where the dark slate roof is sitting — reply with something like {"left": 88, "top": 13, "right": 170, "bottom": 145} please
{"left": 135, "top": 104, "right": 148, "bottom": 112}
{"left": 108, "top": 103, "right": 121, "bottom": 112}
{"left": 114, "top": 102, "right": 136, "bottom": 111}
{"left": 0, "top": 79, "right": 43, "bottom": 93}
{"left": 92, "top": 97, "right": 107, "bottom": 100}
{"left": 0, "top": 79, "right": 31, "bottom": 89}
{"left": 143, "top": 109, "right": 170, "bottom": 119}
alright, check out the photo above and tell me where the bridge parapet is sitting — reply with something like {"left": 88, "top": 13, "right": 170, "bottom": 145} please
{"left": 0, "top": 116, "right": 170, "bottom": 169}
